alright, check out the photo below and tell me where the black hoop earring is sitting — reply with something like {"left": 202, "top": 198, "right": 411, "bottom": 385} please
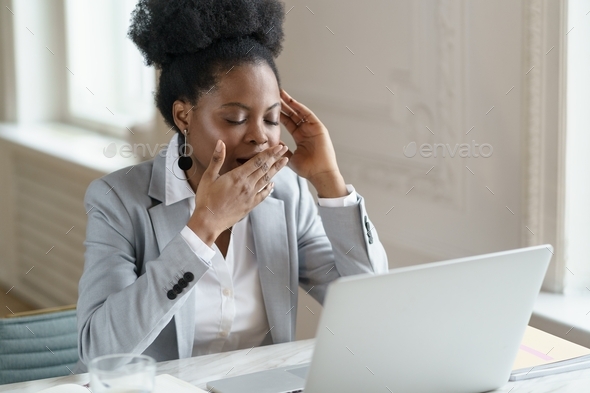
{"left": 177, "top": 129, "right": 193, "bottom": 170}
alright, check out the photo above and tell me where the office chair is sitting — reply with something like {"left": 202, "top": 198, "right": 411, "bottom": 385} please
{"left": 0, "top": 304, "right": 78, "bottom": 385}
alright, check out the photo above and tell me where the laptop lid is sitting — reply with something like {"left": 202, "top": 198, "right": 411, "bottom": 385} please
{"left": 304, "top": 245, "right": 553, "bottom": 393}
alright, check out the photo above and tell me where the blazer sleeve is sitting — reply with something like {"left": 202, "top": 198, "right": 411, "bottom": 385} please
{"left": 76, "top": 178, "right": 210, "bottom": 366}
{"left": 296, "top": 176, "right": 389, "bottom": 304}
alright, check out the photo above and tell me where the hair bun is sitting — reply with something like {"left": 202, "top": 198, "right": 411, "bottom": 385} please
{"left": 129, "top": 0, "right": 285, "bottom": 68}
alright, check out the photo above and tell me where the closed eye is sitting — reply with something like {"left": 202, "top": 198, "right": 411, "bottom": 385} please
{"left": 226, "top": 119, "right": 246, "bottom": 125}
{"left": 226, "top": 119, "right": 279, "bottom": 126}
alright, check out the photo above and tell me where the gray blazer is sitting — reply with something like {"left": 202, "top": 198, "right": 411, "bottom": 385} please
{"left": 74, "top": 151, "right": 388, "bottom": 372}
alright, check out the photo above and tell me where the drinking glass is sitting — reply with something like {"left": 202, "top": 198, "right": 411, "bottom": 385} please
{"left": 88, "top": 354, "right": 156, "bottom": 393}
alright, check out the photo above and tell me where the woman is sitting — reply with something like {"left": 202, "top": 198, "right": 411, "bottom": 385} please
{"left": 75, "top": 0, "right": 388, "bottom": 372}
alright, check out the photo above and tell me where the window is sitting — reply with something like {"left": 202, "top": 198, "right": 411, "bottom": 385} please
{"left": 563, "top": 0, "right": 590, "bottom": 295}
{"left": 64, "top": 0, "right": 155, "bottom": 136}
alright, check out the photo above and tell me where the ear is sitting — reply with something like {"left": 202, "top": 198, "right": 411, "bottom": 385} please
{"left": 172, "top": 100, "right": 193, "bottom": 132}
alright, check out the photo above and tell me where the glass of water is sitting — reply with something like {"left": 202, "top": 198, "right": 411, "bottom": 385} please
{"left": 89, "top": 354, "right": 156, "bottom": 393}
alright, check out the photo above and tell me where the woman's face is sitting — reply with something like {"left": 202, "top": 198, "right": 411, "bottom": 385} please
{"left": 179, "top": 62, "right": 282, "bottom": 182}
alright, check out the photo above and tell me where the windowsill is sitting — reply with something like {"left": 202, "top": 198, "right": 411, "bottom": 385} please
{"left": 531, "top": 291, "right": 590, "bottom": 348}
{"left": 0, "top": 122, "right": 141, "bottom": 174}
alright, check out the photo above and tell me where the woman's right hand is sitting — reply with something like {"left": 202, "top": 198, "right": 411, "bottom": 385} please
{"left": 187, "top": 140, "right": 289, "bottom": 246}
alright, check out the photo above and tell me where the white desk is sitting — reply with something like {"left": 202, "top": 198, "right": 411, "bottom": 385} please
{"left": 1, "top": 339, "right": 590, "bottom": 392}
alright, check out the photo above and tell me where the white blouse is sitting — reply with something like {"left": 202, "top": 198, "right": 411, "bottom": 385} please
{"left": 164, "top": 134, "right": 358, "bottom": 356}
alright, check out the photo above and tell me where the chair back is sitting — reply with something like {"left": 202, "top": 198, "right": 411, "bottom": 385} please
{"left": 0, "top": 307, "right": 78, "bottom": 385}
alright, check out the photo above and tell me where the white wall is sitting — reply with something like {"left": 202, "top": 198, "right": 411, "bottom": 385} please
{"left": 278, "top": 0, "right": 566, "bottom": 339}
{"left": 278, "top": 0, "right": 525, "bottom": 268}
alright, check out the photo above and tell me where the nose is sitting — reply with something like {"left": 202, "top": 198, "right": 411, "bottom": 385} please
{"left": 244, "top": 121, "right": 269, "bottom": 146}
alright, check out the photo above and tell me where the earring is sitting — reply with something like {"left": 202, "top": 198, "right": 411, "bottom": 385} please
{"left": 177, "top": 129, "right": 193, "bottom": 170}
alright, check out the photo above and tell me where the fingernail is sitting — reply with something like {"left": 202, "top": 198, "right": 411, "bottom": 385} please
{"left": 216, "top": 140, "right": 222, "bottom": 152}
{"left": 273, "top": 145, "right": 283, "bottom": 153}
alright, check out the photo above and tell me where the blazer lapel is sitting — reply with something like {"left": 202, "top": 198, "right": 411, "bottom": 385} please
{"left": 147, "top": 152, "right": 192, "bottom": 254}
{"left": 148, "top": 201, "right": 190, "bottom": 254}
{"left": 249, "top": 196, "right": 292, "bottom": 344}
{"left": 147, "top": 153, "right": 196, "bottom": 359}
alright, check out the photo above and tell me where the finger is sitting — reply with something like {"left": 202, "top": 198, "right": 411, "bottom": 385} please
{"left": 280, "top": 89, "right": 318, "bottom": 123}
{"left": 204, "top": 139, "right": 225, "bottom": 180}
{"left": 277, "top": 140, "right": 294, "bottom": 170}
{"left": 280, "top": 108, "right": 301, "bottom": 135}
{"left": 280, "top": 97, "right": 311, "bottom": 135}
{"left": 254, "top": 156, "right": 288, "bottom": 192}
{"left": 257, "top": 181, "right": 272, "bottom": 194}
{"left": 278, "top": 141, "right": 294, "bottom": 160}
{"left": 280, "top": 98, "right": 303, "bottom": 124}
{"left": 254, "top": 181, "right": 275, "bottom": 204}
{"left": 244, "top": 144, "right": 287, "bottom": 177}
{"left": 280, "top": 97, "right": 307, "bottom": 124}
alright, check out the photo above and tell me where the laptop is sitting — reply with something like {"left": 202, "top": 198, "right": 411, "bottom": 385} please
{"left": 206, "top": 244, "right": 553, "bottom": 393}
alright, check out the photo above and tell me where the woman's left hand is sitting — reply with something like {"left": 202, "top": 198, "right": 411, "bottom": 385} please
{"left": 279, "top": 89, "right": 348, "bottom": 198}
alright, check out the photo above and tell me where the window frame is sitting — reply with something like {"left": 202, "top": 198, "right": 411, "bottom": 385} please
{"left": 62, "top": 0, "right": 156, "bottom": 138}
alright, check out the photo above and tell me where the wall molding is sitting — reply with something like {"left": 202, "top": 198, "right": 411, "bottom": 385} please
{"left": 521, "top": 0, "right": 568, "bottom": 292}
{"left": 287, "top": 0, "right": 466, "bottom": 210}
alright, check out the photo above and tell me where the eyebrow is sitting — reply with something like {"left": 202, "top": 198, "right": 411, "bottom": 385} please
{"left": 219, "top": 102, "right": 280, "bottom": 111}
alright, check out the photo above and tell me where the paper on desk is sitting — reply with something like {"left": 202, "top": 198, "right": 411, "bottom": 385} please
{"left": 36, "top": 374, "right": 207, "bottom": 393}
{"left": 36, "top": 385, "right": 87, "bottom": 393}
{"left": 154, "top": 374, "right": 208, "bottom": 392}
{"left": 512, "top": 326, "right": 590, "bottom": 371}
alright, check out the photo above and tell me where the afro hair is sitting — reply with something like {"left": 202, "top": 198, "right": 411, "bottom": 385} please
{"left": 128, "top": 0, "right": 286, "bottom": 131}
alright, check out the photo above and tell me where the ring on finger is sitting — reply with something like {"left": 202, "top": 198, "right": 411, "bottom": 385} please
{"left": 257, "top": 183, "right": 270, "bottom": 193}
